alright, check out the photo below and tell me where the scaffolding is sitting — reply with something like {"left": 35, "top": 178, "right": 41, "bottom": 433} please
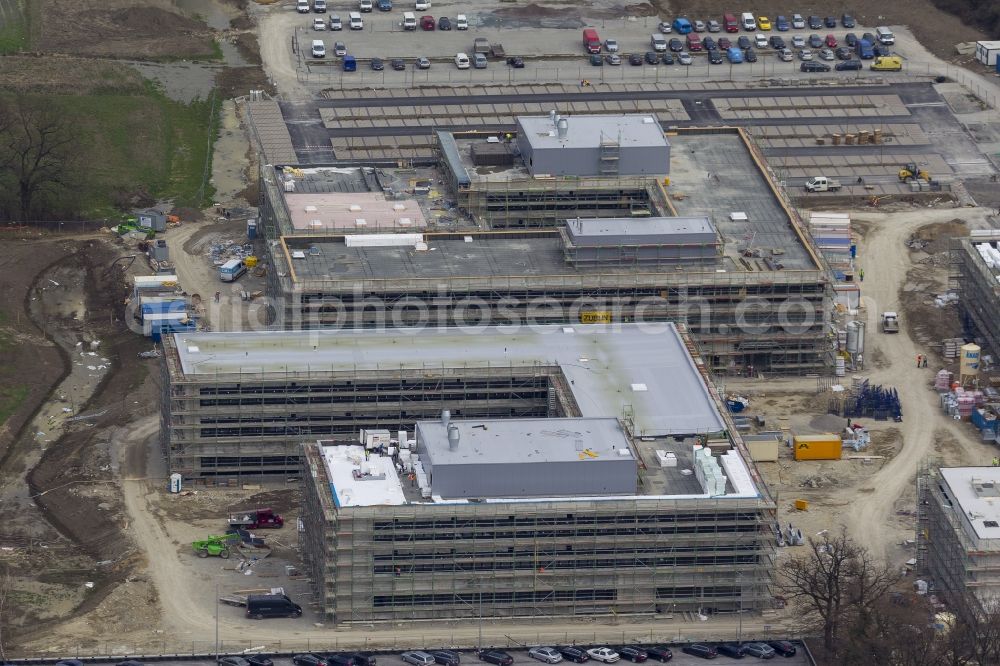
{"left": 952, "top": 235, "right": 1000, "bottom": 356}
{"left": 916, "top": 463, "right": 1000, "bottom": 620}
{"left": 301, "top": 442, "right": 778, "bottom": 626}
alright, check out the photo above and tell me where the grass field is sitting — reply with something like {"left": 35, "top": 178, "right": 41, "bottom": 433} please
{"left": 0, "top": 0, "right": 28, "bottom": 54}
{"left": 0, "top": 72, "right": 218, "bottom": 217}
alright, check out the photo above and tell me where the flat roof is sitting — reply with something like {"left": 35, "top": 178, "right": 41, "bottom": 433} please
{"left": 284, "top": 192, "right": 427, "bottom": 232}
{"left": 417, "top": 417, "right": 631, "bottom": 466}
{"left": 518, "top": 114, "right": 669, "bottom": 151}
{"left": 940, "top": 467, "right": 1000, "bottom": 541}
{"left": 321, "top": 444, "right": 406, "bottom": 508}
{"left": 170, "top": 323, "right": 727, "bottom": 437}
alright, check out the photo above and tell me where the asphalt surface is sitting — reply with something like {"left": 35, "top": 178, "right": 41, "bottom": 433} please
{"left": 82, "top": 645, "right": 813, "bottom": 666}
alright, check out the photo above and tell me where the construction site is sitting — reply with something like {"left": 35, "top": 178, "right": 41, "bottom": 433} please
{"left": 260, "top": 119, "right": 831, "bottom": 376}
{"left": 290, "top": 323, "right": 778, "bottom": 624}
{"left": 953, "top": 230, "right": 1000, "bottom": 358}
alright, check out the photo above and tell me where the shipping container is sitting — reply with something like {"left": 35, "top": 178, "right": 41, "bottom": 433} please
{"left": 746, "top": 437, "right": 779, "bottom": 462}
{"left": 793, "top": 434, "right": 842, "bottom": 460}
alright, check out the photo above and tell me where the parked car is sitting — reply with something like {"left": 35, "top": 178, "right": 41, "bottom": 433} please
{"left": 312, "top": 17, "right": 326, "bottom": 29}
{"left": 703, "top": 36, "right": 716, "bottom": 50}
{"left": 660, "top": 52, "right": 674, "bottom": 64}
{"left": 557, "top": 648, "right": 590, "bottom": 663}
{"left": 293, "top": 656, "right": 327, "bottom": 666}
{"left": 863, "top": 32, "right": 877, "bottom": 44}
{"left": 478, "top": 652, "right": 513, "bottom": 666}
{"left": 808, "top": 15, "right": 822, "bottom": 29}
{"left": 775, "top": 15, "right": 789, "bottom": 31}
{"left": 658, "top": 21, "right": 672, "bottom": 33}
{"left": 605, "top": 53, "right": 621, "bottom": 64}
{"left": 401, "top": 655, "right": 436, "bottom": 666}
{"left": 244, "top": 656, "right": 274, "bottom": 666}
{"left": 707, "top": 19, "right": 720, "bottom": 32}
{"left": 438, "top": 16, "right": 451, "bottom": 29}
{"left": 835, "top": 46, "right": 853, "bottom": 59}
{"left": 605, "top": 38, "right": 619, "bottom": 52}
{"left": 368, "top": 56, "right": 383, "bottom": 70}
{"left": 415, "top": 56, "right": 430, "bottom": 68}
{"left": 769, "top": 35, "right": 785, "bottom": 49}
{"left": 767, "top": 642, "right": 797, "bottom": 657}
{"left": 693, "top": 20, "right": 706, "bottom": 32}
{"left": 507, "top": 56, "right": 525, "bottom": 67}
{"left": 791, "top": 34, "right": 805, "bottom": 48}
{"left": 825, "top": 34, "right": 838, "bottom": 47}
{"left": 808, "top": 33, "right": 823, "bottom": 48}
{"left": 742, "top": 644, "right": 776, "bottom": 659}
{"left": 845, "top": 32, "right": 858, "bottom": 47}
{"left": 778, "top": 48, "right": 793, "bottom": 61}
{"left": 333, "top": 40, "right": 347, "bottom": 55}
{"left": 644, "top": 647, "right": 672, "bottom": 663}
{"left": 791, "top": 13, "right": 805, "bottom": 29}
{"left": 801, "top": 60, "right": 831, "bottom": 72}
{"left": 708, "top": 50, "right": 723, "bottom": 63}
{"left": 744, "top": 47, "right": 757, "bottom": 62}
{"left": 528, "top": 648, "right": 563, "bottom": 664}
{"left": 454, "top": 52, "right": 470, "bottom": 68}
{"left": 587, "top": 649, "right": 619, "bottom": 664}
{"left": 680, "top": 645, "right": 716, "bottom": 660}
{"left": 668, "top": 38, "right": 683, "bottom": 52}
{"left": 678, "top": 51, "right": 692, "bottom": 65}
{"left": 310, "top": 39, "right": 326, "bottom": 57}
{"left": 420, "top": 14, "right": 434, "bottom": 29}
{"left": 715, "top": 645, "right": 744, "bottom": 659}
{"left": 414, "top": 0, "right": 429, "bottom": 8}
{"left": 874, "top": 44, "right": 891, "bottom": 56}
{"left": 799, "top": 48, "right": 813, "bottom": 60}
{"left": 819, "top": 48, "right": 834, "bottom": 60}
{"left": 644, "top": 51, "right": 659, "bottom": 64}
{"left": 718, "top": 37, "right": 731, "bottom": 49}
{"left": 824, "top": 16, "right": 837, "bottom": 28}
{"left": 429, "top": 652, "right": 459, "bottom": 666}
{"left": 737, "top": 35, "right": 751, "bottom": 49}
{"left": 589, "top": 53, "right": 603, "bottom": 66}
{"left": 391, "top": 58, "right": 405, "bottom": 70}
{"left": 472, "top": 52, "right": 487, "bottom": 68}
{"left": 328, "top": 14, "right": 342, "bottom": 29}
{"left": 841, "top": 14, "right": 856, "bottom": 28}
{"left": 377, "top": 0, "right": 392, "bottom": 10}
{"left": 626, "top": 53, "right": 641, "bottom": 65}
{"left": 757, "top": 16, "right": 772, "bottom": 30}
{"left": 614, "top": 647, "right": 647, "bottom": 663}
{"left": 754, "top": 33, "right": 768, "bottom": 48}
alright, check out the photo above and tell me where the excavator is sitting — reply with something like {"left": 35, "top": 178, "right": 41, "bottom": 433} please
{"left": 898, "top": 162, "right": 931, "bottom": 183}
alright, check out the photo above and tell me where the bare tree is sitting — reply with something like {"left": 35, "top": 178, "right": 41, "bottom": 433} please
{"left": 0, "top": 96, "right": 82, "bottom": 221}
{"left": 779, "top": 528, "right": 899, "bottom": 654}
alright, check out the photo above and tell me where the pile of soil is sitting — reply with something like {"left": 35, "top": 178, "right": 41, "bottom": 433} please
{"left": 37, "top": 1, "right": 215, "bottom": 59}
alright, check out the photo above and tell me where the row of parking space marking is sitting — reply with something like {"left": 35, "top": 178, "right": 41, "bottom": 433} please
{"left": 319, "top": 101, "right": 689, "bottom": 128}
{"left": 747, "top": 123, "right": 929, "bottom": 148}
{"left": 331, "top": 136, "right": 437, "bottom": 160}
{"left": 713, "top": 94, "right": 909, "bottom": 119}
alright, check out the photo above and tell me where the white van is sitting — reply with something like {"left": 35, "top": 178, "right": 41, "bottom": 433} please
{"left": 297, "top": 0, "right": 310, "bottom": 13}
{"left": 358, "top": 0, "right": 373, "bottom": 11}
{"left": 455, "top": 14, "right": 468, "bottom": 30}
{"left": 415, "top": 0, "right": 430, "bottom": 9}
{"left": 741, "top": 12, "right": 756, "bottom": 30}
{"left": 329, "top": 14, "right": 342, "bottom": 30}
{"left": 455, "top": 52, "right": 470, "bottom": 69}
{"left": 311, "top": 39, "right": 326, "bottom": 58}
{"left": 875, "top": 26, "right": 895, "bottom": 45}
{"left": 402, "top": 11, "right": 416, "bottom": 29}
{"left": 650, "top": 34, "right": 667, "bottom": 51}
{"left": 349, "top": 11, "right": 363, "bottom": 29}
{"left": 313, "top": 0, "right": 327, "bottom": 11}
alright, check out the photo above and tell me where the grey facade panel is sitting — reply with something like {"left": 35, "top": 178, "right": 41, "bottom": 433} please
{"left": 427, "top": 459, "right": 638, "bottom": 499}
{"left": 565, "top": 217, "right": 717, "bottom": 246}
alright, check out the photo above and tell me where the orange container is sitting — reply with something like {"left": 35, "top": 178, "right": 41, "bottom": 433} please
{"left": 793, "top": 434, "right": 842, "bottom": 461}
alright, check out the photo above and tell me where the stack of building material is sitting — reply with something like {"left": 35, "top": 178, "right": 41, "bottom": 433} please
{"left": 808, "top": 212, "right": 853, "bottom": 269}
{"left": 943, "top": 338, "right": 965, "bottom": 359}
{"left": 693, "top": 445, "right": 726, "bottom": 495}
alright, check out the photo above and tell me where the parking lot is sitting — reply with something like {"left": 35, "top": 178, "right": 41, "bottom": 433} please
{"left": 259, "top": 2, "right": 923, "bottom": 91}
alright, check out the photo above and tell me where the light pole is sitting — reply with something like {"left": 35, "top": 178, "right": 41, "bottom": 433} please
{"left": 215, "top": 582, "right": 220, "bottom": 660}
{"left": 736, "top": 572, "right": 743, "bottom": 646}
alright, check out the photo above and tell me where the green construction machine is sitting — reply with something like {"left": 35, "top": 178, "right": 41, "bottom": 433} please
{"left": 192, "top": 534, "right": 238, "bottom": 558}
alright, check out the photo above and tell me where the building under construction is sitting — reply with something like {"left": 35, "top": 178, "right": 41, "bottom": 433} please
{"left": 953, "top": 232, "right": 1000, "bottom": 356}
{"left": 258, "top": 120, "right": 832, "bottom": 375}
{"left": 296, "top": 323, "right": 778, "bottom": 624}
{"left": 917, "top": 465, "right": 1000, "bottom": 617}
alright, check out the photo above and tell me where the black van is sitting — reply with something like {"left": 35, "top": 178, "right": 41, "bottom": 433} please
{"left": 246, "top": 594, "right": 303, "bottom": 619}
